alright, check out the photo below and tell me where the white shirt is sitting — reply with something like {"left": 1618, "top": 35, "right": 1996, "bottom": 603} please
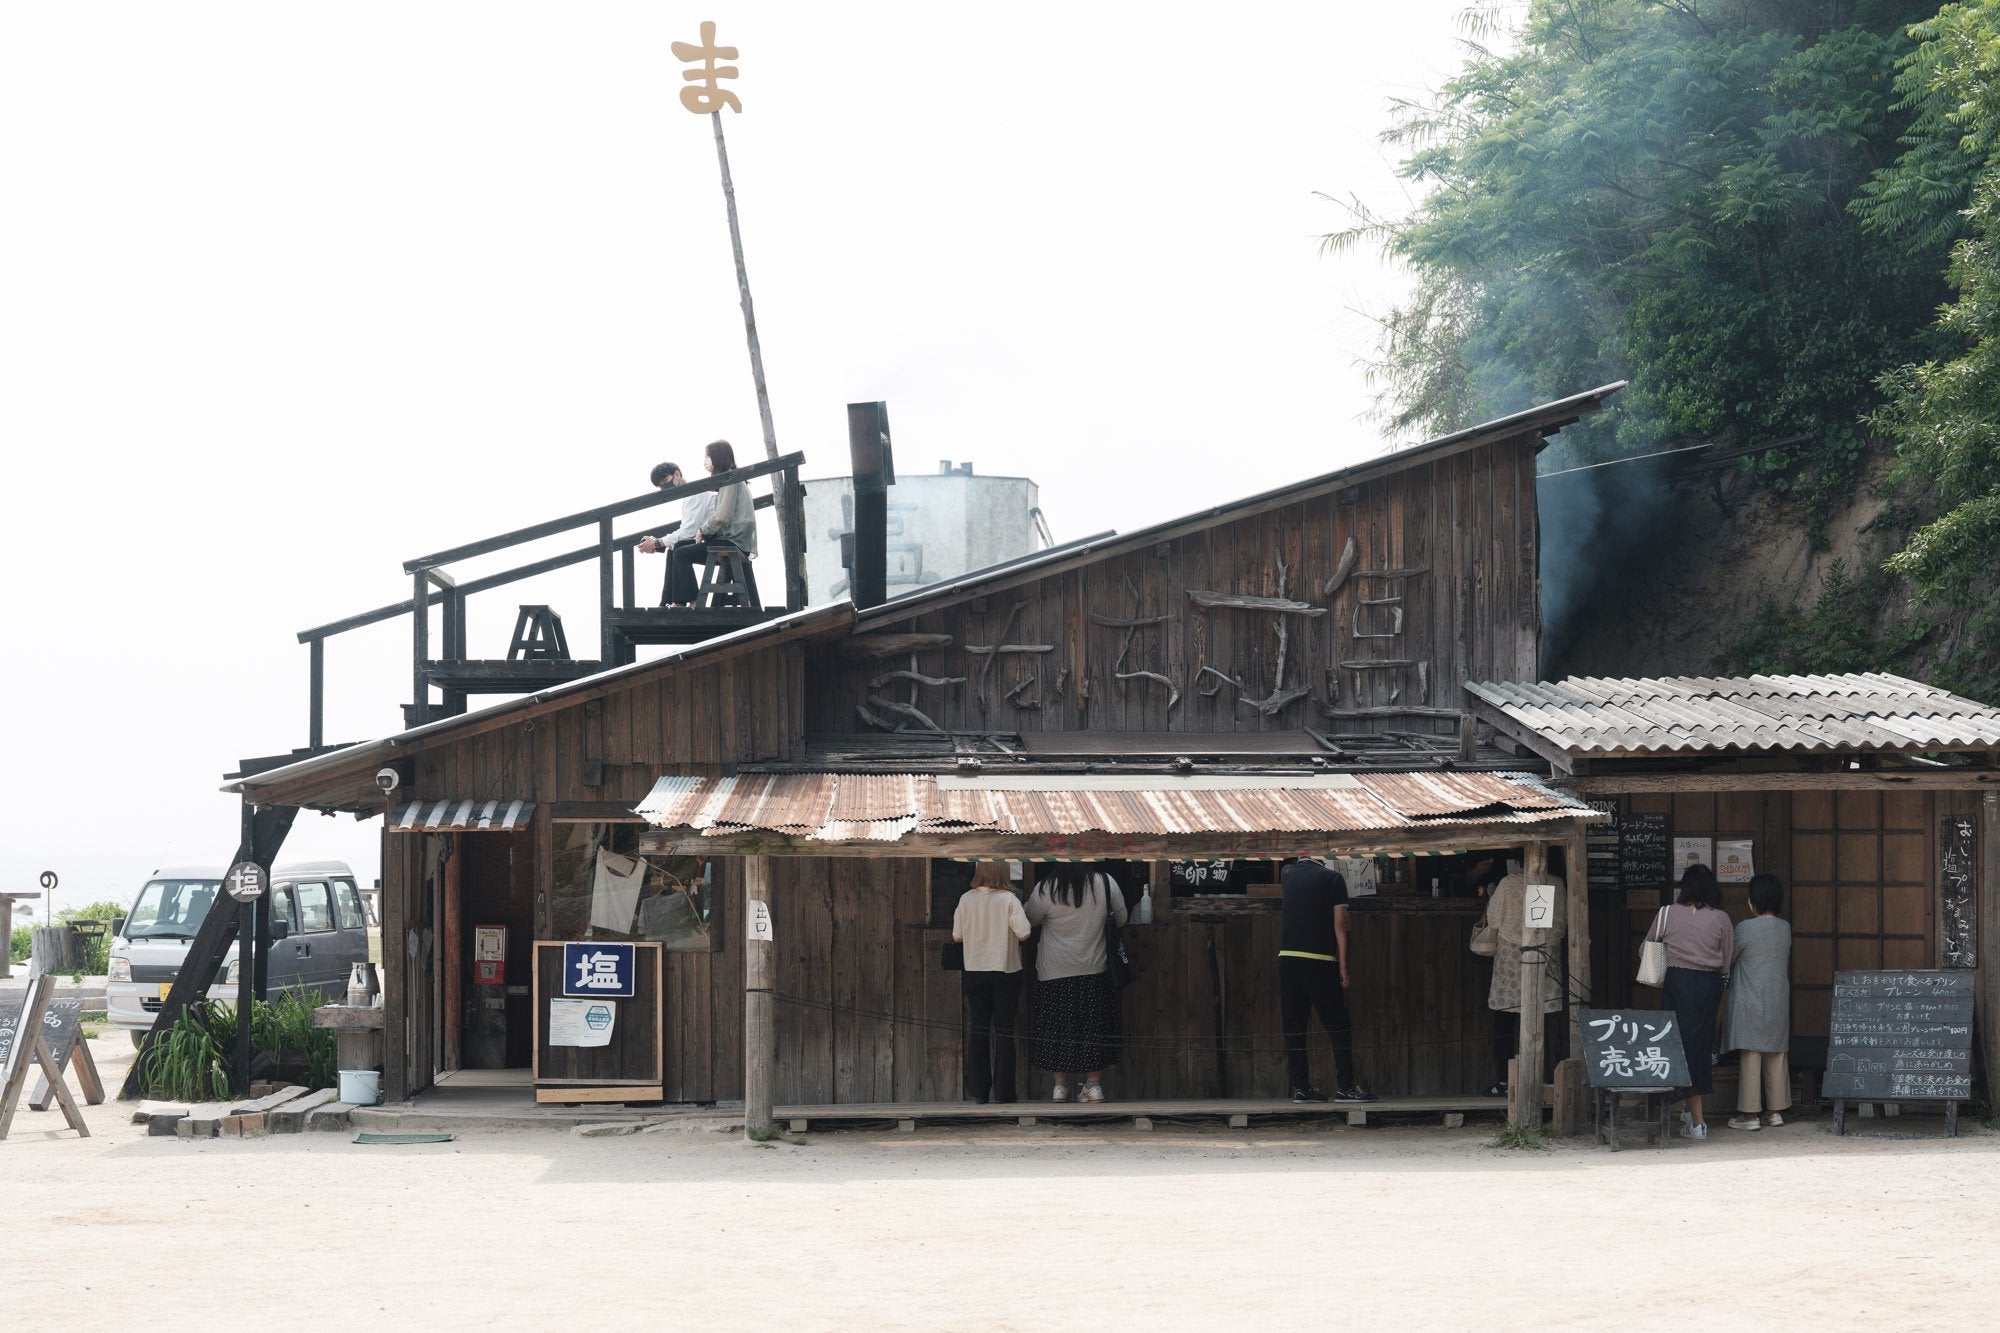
{"left": 952, "top": 886, "right": 1032, "bottom": 973}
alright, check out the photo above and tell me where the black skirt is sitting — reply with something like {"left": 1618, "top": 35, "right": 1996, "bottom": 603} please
{"left": 1029, "top": 972, "right": 1122, "bottom": 1073}
{"left": 1663, "top": 966, "right": 1724, "bottom": 1096}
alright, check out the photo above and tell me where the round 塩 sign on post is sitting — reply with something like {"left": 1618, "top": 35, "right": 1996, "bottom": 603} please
{"left": 224, "top": 862, "right": 267, "bottom": 904}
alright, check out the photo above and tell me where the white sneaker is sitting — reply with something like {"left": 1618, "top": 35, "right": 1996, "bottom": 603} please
{"left": 1679, "top": 1121, "right": 1709, "bottom": 1141}
{"left": 1764, "top": 1112, "right": 1785, "bottom": 1128}
{"left": 1727, "top": 1115, "right": 1761, "bottom": 1131}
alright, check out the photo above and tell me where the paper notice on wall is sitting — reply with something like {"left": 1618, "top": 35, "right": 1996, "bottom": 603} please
{"left": 1672, "top": 837, "right": 1713, "bottom": 878}
{"left": 1523, "top": 881, "right": 1560, "bottom": 930}
{"left": 1714, "top": 840, "right": 1755, "bottom": 884}
{"left": 547, "top": 998, "right": 617, "bottom": 1047}
{"left": 1327, "top": 856, "right": 1379, "bottom": 898}
{"left": 748, "top": 900, "right": 774, "bottom": 942}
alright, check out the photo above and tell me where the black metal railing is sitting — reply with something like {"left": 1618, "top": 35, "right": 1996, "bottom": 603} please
{"left": 296, "top": 452, "right": 804, "bottom": 742}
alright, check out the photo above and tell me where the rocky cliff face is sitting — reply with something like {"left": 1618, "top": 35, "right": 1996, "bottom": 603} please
{"left": 1540, "top": 451, "right": 1914, "bottom": 683}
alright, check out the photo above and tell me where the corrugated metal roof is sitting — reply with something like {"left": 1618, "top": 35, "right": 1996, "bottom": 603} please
{"left": 1465, "top": 672, "right": 2000, "bottom": 759}
{"left": 634, "top": 770, "right": 1592, "bottom": 846}
{"left": 389, "top": 798, "right": 535, "bottom": 832}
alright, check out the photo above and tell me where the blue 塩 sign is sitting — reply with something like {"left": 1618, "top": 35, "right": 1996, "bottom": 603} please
{"left": 561, "top": 942, "right": 636, "bottom": 998}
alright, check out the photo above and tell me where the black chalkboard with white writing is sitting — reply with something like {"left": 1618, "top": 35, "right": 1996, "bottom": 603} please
{"left": 1579, "top": 1007, "right": 1689, "bottom": 1090}
{"left": 0, "top": 992, "right": 82, "bottom": 1075}
{"left": 1586, "top": 800, "right": 1621, "bottom": 890}
{"left": 1822, "top": 970, "right": 1973, "bottom": 1103}
{"left": 1618, "top": 812, "right": 1670, "bottom": 892}
{"left": 1941, "top": 816, "right": 1976, "bottom": 969}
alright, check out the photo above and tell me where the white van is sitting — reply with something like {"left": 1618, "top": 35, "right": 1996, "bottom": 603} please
{"left": 105, "top": 860, "right": 370, "bottom": 1046}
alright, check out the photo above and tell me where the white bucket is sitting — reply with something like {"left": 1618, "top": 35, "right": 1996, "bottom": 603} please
{"left": 338, "top": 1069, "right": 381, "bottom": 1106}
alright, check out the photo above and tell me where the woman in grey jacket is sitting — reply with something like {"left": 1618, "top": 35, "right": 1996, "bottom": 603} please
{"left": 663, "top": 439, "right": 759, "bottom": 607}
{"left": 1024, "top": 864, "right": 1127, "bottom": 1103}
{"left": 1724, "top": 874, "right": 1793, "bottom": 1130}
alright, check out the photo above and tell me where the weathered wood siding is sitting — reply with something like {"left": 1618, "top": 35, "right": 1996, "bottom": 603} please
{"left": 751, "top": 859, "right": 1492, "bottom": 1104}
{"left": 803, "top": 435, "right": 1542, "bottom": 735}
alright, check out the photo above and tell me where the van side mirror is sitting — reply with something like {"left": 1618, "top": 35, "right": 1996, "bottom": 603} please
{"left": 271, "top": 921, "right": 291, "bottom": 941}
{"left": 112, "top": 917, "right": 127, "bottom": 938}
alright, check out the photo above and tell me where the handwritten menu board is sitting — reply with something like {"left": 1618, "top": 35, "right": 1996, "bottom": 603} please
{"left": 1585, "top": 801, "right": 1622, "bottom": 890}
{"left": 0, "top": 993, "right": 82, "bottom": 1076}
{"left": 1579, "top": 1007, "right": 1688, "bottom": 1090}
{"left": 1618, "top": 812, "right": 1670, "bottom": 893}
{"left": 1821, "top": 970, "right": 1973, "bottom": 1102}
{"left": 1941, "top": 815, "right": 1976, "bottom": 969}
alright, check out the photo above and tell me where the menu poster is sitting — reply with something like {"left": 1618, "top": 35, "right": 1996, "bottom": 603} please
{"left": 1672, "top": 837, "right": 1713, "bottom": 878}
{"left": 1714, "top": 839, "right": 1755, "bottom": 884}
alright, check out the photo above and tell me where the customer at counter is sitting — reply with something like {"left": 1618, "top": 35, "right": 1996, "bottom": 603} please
{"left": 1278, "top": 857, "right": 1376, "bottom": 1104}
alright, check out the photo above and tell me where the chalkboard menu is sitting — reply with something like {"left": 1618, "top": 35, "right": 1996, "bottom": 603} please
{"left": 1618, "top": 812, "right": 1670, "bottom": 892}
{"left": 0, "top": 993, "right": 82, "bottom": 1075}
{"left": 1822, "top": 970, "right": 1973, "bottom": 1102}
{"left": 1941, "top": 815, "right": 1976, "bottom": 968}
{"left": 1579, "top": 1007, "right": 1689, "bottom": 1089}
{"left": 1585, "top": 800, "right": 1621, "bottom": 890}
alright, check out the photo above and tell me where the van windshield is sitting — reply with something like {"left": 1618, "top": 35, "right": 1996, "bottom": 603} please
{"left": 126, "top": 880, "right": 221, "bottom": 938}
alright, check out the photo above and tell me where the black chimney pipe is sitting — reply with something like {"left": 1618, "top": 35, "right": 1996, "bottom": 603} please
{"left": 846, "top": 401, "right": 894, "bottom": 610}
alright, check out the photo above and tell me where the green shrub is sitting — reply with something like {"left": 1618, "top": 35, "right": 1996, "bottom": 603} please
{"left": 139, "top": 1002, "right": 234, "bottom": 1102}
{"left": 8, "top": 925, "right": 28, "bottom": 965}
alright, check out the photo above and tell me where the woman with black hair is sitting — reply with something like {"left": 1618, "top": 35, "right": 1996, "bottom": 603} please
{"left": 1724, "top": 874, "right": 1793, "bottom": 1130}
{"left": 1023, "top": 863, "right": 1127, "bottom": 1103}
{"left": 662, "top": 439, "right": 759, "bottom": 608}
{"left": 1646, "top": 863, "right": 1735, "bottom": 1139}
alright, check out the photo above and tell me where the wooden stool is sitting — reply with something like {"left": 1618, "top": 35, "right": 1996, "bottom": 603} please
{"left": 507, "top": 605, "right": 571, "bottom": 660}
{"left": 696, "top": 544, "right": 761, "bottom": 610}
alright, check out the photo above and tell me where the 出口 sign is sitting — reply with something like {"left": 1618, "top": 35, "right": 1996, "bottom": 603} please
{"left": 1579, "top": 1008, "right": 1688, "bottom": 1090}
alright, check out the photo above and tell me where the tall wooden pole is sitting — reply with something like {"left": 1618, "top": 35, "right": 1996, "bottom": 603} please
{"left": 1564, "top": 830, "right": 1591, "bottom": 1058}
{"left": 709, "top": 112, "right": 808, "bottom": 611}
{"left": 1512, "top": 842, "right": 1550, "bottom": 1128}
{"left": 744, "top": 854, "right": 775, "bottom": 1139}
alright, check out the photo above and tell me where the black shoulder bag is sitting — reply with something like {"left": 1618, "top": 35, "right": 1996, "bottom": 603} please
{"left": 1102, "top": 880, "right": 1134, "bottom": 989}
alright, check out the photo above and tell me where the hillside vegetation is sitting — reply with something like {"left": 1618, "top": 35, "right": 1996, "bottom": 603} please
{"left": 1336, "top": 0, "right": 2000, "bottom": 699}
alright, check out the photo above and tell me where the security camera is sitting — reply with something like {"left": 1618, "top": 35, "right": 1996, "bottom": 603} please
{"left": 375, "top": 767, "right": 402, "bottom": 794}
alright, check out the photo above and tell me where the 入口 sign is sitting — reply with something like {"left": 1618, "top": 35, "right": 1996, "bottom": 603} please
{"left": 1523, "top": 881, "right": 1559, "bottom": 930}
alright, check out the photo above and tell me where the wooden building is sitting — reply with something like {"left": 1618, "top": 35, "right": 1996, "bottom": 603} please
{"left": 1466, "top": 674, "right": 2000, "bottom": 1102}
{"left": 226, "top": 383, "right": 1648, "bottom": 1118}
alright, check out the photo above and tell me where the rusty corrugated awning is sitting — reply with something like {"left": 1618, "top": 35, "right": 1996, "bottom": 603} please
{"left": 634, "top": 770, "right": 1594, "bottom": 852}
{"left": 389, "top": 799, "right": 535, "bottom": 832}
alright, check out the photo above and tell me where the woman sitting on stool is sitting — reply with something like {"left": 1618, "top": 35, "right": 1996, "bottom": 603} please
{"left": 649, "top": 439, "right": 757, "bottom": 608}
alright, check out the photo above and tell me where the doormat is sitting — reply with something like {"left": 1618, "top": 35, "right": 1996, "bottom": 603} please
{"left": 352, "top": 1132, "right": 457, "bottom": 1145}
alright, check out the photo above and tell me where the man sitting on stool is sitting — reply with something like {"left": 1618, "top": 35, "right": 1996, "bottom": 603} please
{"left": 1279, "top": 856, "right": 1376, "bottom": 1104}
{"left": 638, "top": 440, "right": 758, "bottom": 607}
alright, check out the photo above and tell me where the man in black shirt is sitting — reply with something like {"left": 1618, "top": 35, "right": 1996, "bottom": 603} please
{"left": 1279, "top": 858, "right": 1376, "bottom": 1103}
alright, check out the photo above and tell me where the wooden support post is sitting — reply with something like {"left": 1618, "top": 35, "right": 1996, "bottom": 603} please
{"left": 308, "top": 636, "right": 325, "bottom": 751}
{"left": 411, "top": 569, "right": 430, "bottom": 727}
{"left": 442, "top": 834, "right": 462, "bottom": 1075}
{"left": 598, "top": 516, "right": 617, "bottom": 666}
{"left": 1512, "top": 841, "right": 1550, "bottom": 1128}
{"left": 1982, "top": 793, "right": 2000, "bottom": 1106}
{"left": 1552, "top": 1058, "right": 1583, "bottom": 1136}
{"left": 1565, "top": 832, "right": 1591, "bottom": 1061}
{"left": 744, "top": 855, "right": 775, "bottom": 1140}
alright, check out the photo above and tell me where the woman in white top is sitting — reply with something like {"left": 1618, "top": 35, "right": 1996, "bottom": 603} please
{"left": 1023, "top": 864, "right": 1128, "bottom": 1103}
{"left": 951, "top": 862, "right": 1033, "bottom": 1104}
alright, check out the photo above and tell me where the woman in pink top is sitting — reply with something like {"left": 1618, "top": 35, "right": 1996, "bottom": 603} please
{"left": 1647, "top": 863, "right": 1735, "bottom": 1139}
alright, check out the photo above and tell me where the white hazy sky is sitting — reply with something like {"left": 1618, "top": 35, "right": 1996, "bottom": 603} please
{"left": 1, "top": 2, "right": 1509, "bottom": 915}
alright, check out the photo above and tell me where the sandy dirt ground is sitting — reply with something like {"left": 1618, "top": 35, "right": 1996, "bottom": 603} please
{"left": 8, "top": 1035, "right": 1998, "bottom": 1331}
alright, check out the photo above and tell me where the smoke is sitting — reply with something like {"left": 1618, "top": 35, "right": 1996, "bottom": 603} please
{"left": 1536, "top": 452, "right": 1677, "bottom": 673}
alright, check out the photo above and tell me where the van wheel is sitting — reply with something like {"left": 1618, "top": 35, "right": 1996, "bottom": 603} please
{"left": 130, "top": 1031, "right": 148, "bottom": 1050}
